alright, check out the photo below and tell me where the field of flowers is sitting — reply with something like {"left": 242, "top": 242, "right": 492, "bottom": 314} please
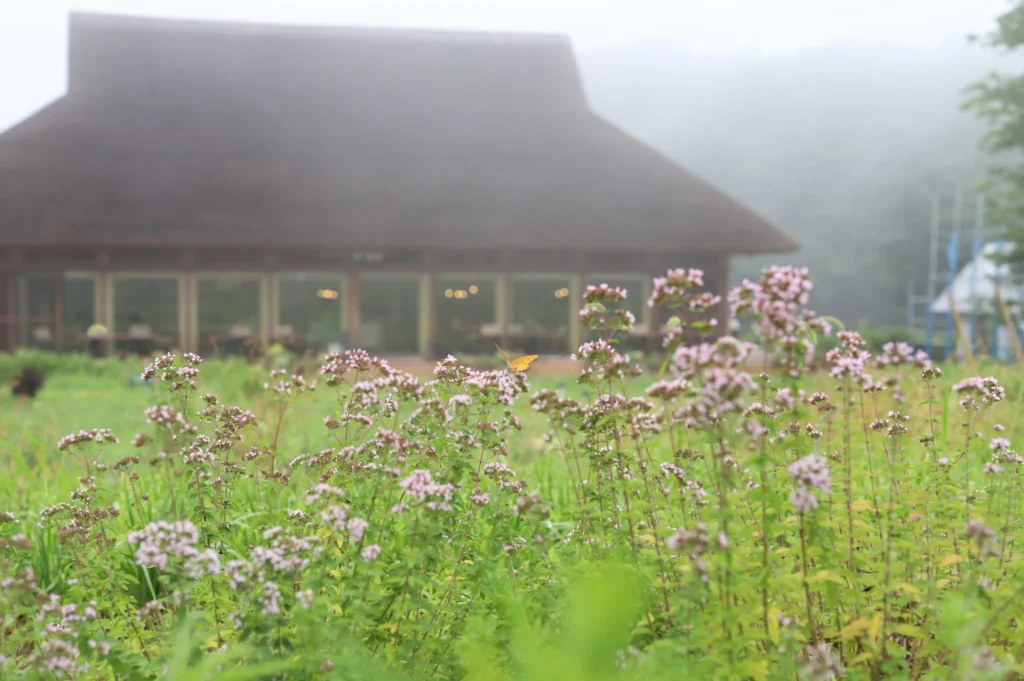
{"left": 1, "top": 266, "right": 1023, "bottom": 681}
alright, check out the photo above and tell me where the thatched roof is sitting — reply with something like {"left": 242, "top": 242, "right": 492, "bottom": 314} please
{"left": 0, "top": 13, "right": 797, "bottom": 256}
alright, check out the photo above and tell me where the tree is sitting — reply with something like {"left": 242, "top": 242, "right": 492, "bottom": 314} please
{"left": 964, "top": 1, "right": 1024, "bottom": 264}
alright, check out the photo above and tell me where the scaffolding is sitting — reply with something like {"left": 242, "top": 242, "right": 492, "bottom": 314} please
{"left": 905, "top": 182, "right": 1019, "bottom": 362}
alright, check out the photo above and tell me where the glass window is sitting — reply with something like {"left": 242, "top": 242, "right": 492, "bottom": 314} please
{"left": 511, "top": 278, "right": 571, "bottom": 355}
{"left": 278, "top": 275, "right": 344, "bottom": 352}
{"left": 63, "top": 277, "right": 95, "bottom": 352}
{"left": 113, "top": 277, "right": 179, "bottom": 355}
{"left": 436, "top": 277, "right": 496, "bottom": 357}
{"left": 359, "top": 277, "right": 419, "bottom": 354}
{"left": 21, "top": 275, "right": 58, "bottom": 350}
{"left": 197, "top": 277, "right": 262, "bottom": 356}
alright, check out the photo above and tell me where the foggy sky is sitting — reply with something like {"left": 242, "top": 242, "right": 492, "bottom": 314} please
{"left": 0, "top": 0, "right": 1010, "bottom": 132}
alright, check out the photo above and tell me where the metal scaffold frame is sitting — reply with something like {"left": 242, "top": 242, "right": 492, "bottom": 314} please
{"left": 906, "top": 181, "right": 1018, "bottom": 362}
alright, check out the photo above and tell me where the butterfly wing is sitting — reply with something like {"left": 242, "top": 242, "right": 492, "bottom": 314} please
{"left": 509, "top": 355, "right": 539, "bottom": 372}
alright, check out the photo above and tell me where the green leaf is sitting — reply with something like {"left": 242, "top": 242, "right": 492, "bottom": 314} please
{"left": 821, "top": 315, "right": 845, "bottom": 331}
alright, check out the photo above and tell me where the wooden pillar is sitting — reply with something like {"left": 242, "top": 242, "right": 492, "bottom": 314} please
{"left": 176, "top": 275, "right": 187, "bottom": 352}
{"left": 17, "top": 274, "right": 28, "bottom": 348}
{"left": 643, "top": 274, "right": 656, "bottom": 356}
{"left": 91, "top": 275, "right": 102, "bottom": 330}
{"left": 713, "top": 256, "right": 731, "bottom": 337}
{"left": 180, "top": 274, "right": 198, "bottom": 353}
{"left": 344, "top": 273, "right": 361, "bottom": 348}
{"left": 97, "top": 272, "right": 114, "bottom": 355}
{"left": 268, "top": 273, "right": 280, "bottom": 342}
{"left": 1, "top": 275, "right": 15, "bottom": 352}
{"left": 338, "top": 276, "right": 347, "bottom": 335}
{"left": 418, "top": 273, "right": 435, "bottom": 359}
{"left": 568, "top": 273, "right": 582, "bottom": 354}
{"left": 259, "top": 274, "right": 272, "bottom": 348}
{"left": 54, "top": 275, "right": 64, "bottom": 352}
{"left": 497, "top": 273, "right": 511, "bottom": 350}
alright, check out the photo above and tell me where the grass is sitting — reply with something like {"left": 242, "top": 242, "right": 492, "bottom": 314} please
{"left": 2, "top": 268, "right": 1024, "bottom": 681}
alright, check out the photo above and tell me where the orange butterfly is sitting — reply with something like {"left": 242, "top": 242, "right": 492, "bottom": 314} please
{"left": 495, "top": 344, "right": 539, "bottom": 373}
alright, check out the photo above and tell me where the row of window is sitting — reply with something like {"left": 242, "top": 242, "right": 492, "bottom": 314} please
{"left": 14, "top": 273, "right": 649, "bottom": 356}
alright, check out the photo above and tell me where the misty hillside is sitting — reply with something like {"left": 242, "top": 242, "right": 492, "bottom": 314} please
{"left": 577, "top": 38, "right": 1003, "bottom": 327}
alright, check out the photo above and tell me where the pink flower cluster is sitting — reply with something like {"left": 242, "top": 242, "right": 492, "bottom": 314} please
{"left": 320, "top": 349, "right": 393, "bottom": 387}
{"left": 434, "top": 355, "right": 469, "bottom": 383}
{"left": 966, "top": 520, "right": 999, "bottom": 558}
{"left": 399, "top": 469, "right": 455, "bottom": 512}
{"left": 730, "top": 266, "right": 831, "bottom": 377}
{"left": 25, "top": 590, "right": 106, "bottom": 676}
{"left": 265, "top": 369, "right": 317, "bottom": 398}
{"left": 648, "top": 268, "right": 704, "bottom": 307}
{"left": 56, "top": 428, "right": 118, "bottom": 452}
{"left": 584, "top": 283, "right": 627, "bottom": 304}
{"left": 127, "top": 520, "right": 220, "bottom": 578}
{"left": 247, "top": 530, "right": 322, "bottom": 579}
{"left": 668, "top": 338, "right": 755, "bottom": 428}
{"left": 876, "top": 341, "right": 931, "bottom": 369}
{"left": 787, "top": 455, "right": 831, "bottom": 514}
{"left": 573, "top": 338, "right": 642, "bottom": 384}
{"left": 798, "top": 643, "right": 844, "bottom": 681}
{"left": 688, "top": 292, "right": 721, "bottom": 313}
{"left": 952, "top": 376, "right": 1006, "bottom": 411}
{"left": 825, "top": 331, "right": 872, "bottom": 381}
{"left": 142, "top": 352, "right": 202, "bottom": 391}
{"left": 464, "top": 368, "right": 526, "bottom": 406}
{"left": 666, "top": 522, "right": 712, "bottom": 582}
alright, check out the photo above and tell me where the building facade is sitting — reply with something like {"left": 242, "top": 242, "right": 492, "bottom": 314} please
{"left": 0, "top": 13, "right": 797, "bottom": 358}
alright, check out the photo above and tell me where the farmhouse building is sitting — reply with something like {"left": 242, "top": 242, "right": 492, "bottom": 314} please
{"left": 0, "top": 13, "right": 797, "bottom": 358}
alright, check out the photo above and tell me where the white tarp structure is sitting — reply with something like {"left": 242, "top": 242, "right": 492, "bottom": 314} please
{"left": 928, "top": 241, "right": 1024, "bottom": 361}
{"left": 930, "top": 241, "right": 1023, "bottom": 315}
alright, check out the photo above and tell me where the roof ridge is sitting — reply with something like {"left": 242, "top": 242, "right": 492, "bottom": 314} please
{"left": 68, "top": 11, "right": 571, "bottom": 46}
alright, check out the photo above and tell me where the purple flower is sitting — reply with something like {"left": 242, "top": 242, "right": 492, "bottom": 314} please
{"left": 787, "top": 455, "right": 831, "bottom": 514}
{"left": 346, "top": 518, "right": 368, "bottom": 543}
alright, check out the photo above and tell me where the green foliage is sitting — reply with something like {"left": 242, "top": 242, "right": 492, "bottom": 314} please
{"left": 966, "top": 0, "right": 1024, "bottom": 265}
{"left": 2, "top": 339, "right": 1024, "bottom": 679}
{"left": 0, "top": 349, "right": 121, "bottom": 384}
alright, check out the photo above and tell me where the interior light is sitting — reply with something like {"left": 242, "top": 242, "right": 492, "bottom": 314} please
{"left": 469, "top": 285, "right": 479, "bottom": 295}
{"left": 445, "top": 289, "right": 454, "bottom": 298}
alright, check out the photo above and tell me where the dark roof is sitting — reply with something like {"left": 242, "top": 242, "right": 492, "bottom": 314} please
{"left": 0, "top": 13, "right": 797, "bottom": 256}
